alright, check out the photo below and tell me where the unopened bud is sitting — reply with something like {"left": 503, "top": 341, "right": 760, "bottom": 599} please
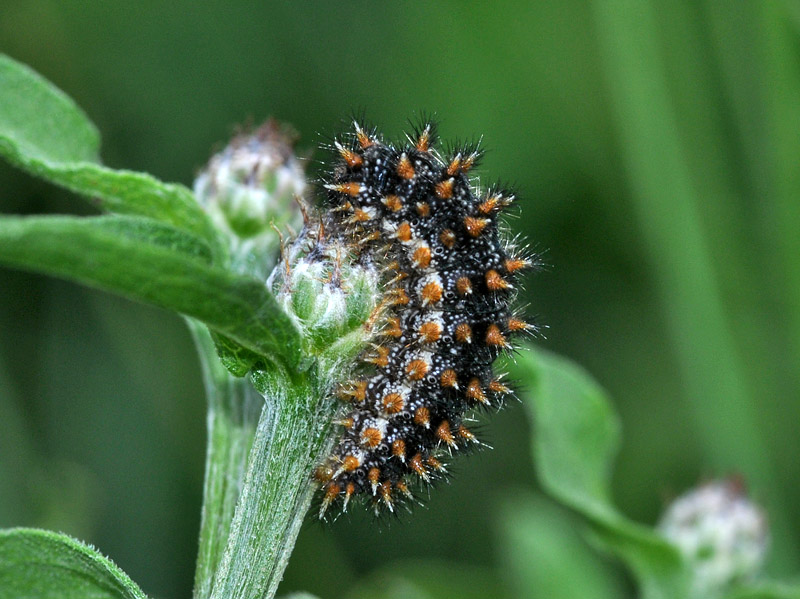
{"left": 268, "top": 227, "right": 381, "bottom": 371}
{"left": 194, "top": 121, "right": 306, "bottom": 277}
{"left": 659, "top": 479, "right": 769, "bottom": 598}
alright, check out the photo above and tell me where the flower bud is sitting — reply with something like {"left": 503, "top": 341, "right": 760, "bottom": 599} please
{"left": 659, "top": 479, "right": 769, "bottom": 598}
{"left": 268, "top": 226, "right": 381, "bottom": 372}
{"left": 194, "top": 121, "right": 306, "bottom": 278}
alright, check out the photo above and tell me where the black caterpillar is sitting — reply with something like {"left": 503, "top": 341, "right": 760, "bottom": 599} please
{"left": 313, "top": 121, "right": 534, "bottom": 516}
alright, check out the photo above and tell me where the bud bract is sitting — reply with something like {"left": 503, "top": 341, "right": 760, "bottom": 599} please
{"left": 268, "top": 227, "right": 381, "bottom": 374}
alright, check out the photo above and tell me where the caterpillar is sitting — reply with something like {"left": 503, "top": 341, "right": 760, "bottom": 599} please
{"left": 312, "top": 120, "right": 535, "bottom": 517}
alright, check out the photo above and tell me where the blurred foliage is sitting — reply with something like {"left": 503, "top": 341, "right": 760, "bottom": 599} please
{"left": 1, "top": 1, "right": 798, "bottom": 598}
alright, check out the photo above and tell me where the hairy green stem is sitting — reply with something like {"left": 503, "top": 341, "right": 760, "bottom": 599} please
{"left": 191, "top": 322, "right": 263, "bottom": 599}
{"left": 208, "top": 367, "right": 338, "bottom": 599}
{"left": 190, "top": 318, "right": 339, "bottom": 599}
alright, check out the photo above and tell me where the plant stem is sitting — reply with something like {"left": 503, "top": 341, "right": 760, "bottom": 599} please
{"left": 191, "top": 322, "right": 263, "bottom": 599}
{"left": 190, "top": 320, "right": 338, "bottom": 599}
{"left": 208, "top": 367, "right": 337, "bottom": 599}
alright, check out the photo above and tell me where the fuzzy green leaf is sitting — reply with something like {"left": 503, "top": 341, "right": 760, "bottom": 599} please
{"left": 0, "top": 215, "right": 301, "bottom": 369}
{"left": 509, "top": 346, "right": 689, "bottom": 599}
{"left": 88, "top": 214, "right": 213, "bottom": 262}
{"left": 0, "top": 528, "right": 148, "bottom": 599}
{"left": 0, "top": 56, "right": 98, "bottom": 164}
{"left": 210, "top": 330, "right": 264, "bottom": 377}
{"left": 0, "top": 54, "right": 220, "bottom": 252}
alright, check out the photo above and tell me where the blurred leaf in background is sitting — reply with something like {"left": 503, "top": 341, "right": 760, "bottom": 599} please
{"left": 1, "top": 2, "right": 798, "bottom": 598}
{"left": 498, "top": 494, "right": 627, "bottom": 599}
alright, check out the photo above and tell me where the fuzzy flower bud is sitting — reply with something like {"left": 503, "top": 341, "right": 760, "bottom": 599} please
{"left": 194, "top": 121, "right": 306, "bottom": 278}
{"left": 658, "top": 479, "right": 769, "bottom": 598}
{"left": 267, "top": 226, "right": 381, "bottom": 373}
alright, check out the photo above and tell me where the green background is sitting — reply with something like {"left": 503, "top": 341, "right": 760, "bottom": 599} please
{"left": 1, "top": 2, "right": 798, "bottom": 597}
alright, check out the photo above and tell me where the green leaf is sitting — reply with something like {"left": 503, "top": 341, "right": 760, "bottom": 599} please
{"left": 91, "top": 214, "right": 214, "bottom": 262}
{"left": 0, "top": 528, "right": 148, "bottom": 599}
{"left": 517, "top": 349, "right": 621, "bottom": 521}
{"left": 0, "top": 215, "right": 301, "bottom": 370}
{"left": 508, "top": 346, "right": 689, "bottom": 599}
{"left": 0, "top": 54, "right": 221, "bottom": 253}
{"left": 210, "top": 331, "right": 264, "bottom": 377}
{"left": 497, "top": 494, "right": 624, "bottom": 599}
{"left": 0, "top": 56, "right": 98, "bottom": 164}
